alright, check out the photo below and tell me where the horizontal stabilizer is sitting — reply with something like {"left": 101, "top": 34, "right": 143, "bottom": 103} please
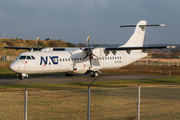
{"left": 120, "top": 24, "right": 166, "bottom": 28}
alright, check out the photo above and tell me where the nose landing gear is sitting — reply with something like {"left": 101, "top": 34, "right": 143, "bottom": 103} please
{"left": 18, "top": 73, "right": 28, "bottom": 80}
{"left": 19, "top": 75, "right": 24, "bottom": 80}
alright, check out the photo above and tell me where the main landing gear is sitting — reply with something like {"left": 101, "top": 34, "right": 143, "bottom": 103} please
{"left": 90, "top": 71, "right": 99, "bottom": 77}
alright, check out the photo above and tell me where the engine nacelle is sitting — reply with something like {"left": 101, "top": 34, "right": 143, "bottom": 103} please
{"left": 93, "top": 48, "right": 106, "bottom": 58}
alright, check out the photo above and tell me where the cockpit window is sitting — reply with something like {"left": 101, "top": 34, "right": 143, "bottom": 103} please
{"left": 27, "top": 56, "right": 31, "bottom": 60}
{"left": 31, "top": 56, "right": 35, "bottom": 59}
{"left": 16, "top": 55, "right": 21, "bottom": 60}
{"left": 19, "top": 56, "right": 26, "bottom": 59}
{"left": 16, "top": 55, "right": 35, "bottom": 60}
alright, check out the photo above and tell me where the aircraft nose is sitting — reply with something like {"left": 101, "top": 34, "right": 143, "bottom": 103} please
{"left": 10, "top": 62, "right": 18, "bottom": 72}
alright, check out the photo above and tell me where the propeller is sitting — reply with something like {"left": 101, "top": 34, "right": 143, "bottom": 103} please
{"left": 78, "top": 36, "right": 101, "bottom": 69}
{"left": 35, "top": 37, "right": 49, "bottom": 51}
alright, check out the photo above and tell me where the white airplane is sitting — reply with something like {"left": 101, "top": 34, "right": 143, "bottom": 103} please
{"left": 5, "top": 20, "right": 175, "bottom": 79}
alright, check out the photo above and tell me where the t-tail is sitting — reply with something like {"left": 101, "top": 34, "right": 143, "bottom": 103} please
{"left": 120, "top": 20, "right": 165, "bottom": 47}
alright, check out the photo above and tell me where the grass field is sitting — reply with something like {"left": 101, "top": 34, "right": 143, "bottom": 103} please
{"left": 1, "top": 86, "right": 180, "bottom": 120}
{"left": 1, "top": 67, "right": 180, "bottom": 119}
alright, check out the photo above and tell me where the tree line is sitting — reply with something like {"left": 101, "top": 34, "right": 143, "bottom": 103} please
{"left": 151, "top": 47, "right": 180, "bottom": 59}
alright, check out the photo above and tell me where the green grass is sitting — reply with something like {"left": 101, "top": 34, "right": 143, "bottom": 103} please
{"left": 0, "top": 76, "right": 180, "bottom": 92}
{"left": 0, "top": 69, "right": 16, "bottom": 77}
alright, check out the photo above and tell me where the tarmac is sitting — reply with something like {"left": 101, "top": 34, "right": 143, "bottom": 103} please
{"left": 0, "top": 74, "right": 170, "bottom": 84}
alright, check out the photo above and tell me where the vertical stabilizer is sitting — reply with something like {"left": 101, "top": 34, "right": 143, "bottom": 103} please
{"left": 121, "top": 20, "right": 147, "bottom": 47}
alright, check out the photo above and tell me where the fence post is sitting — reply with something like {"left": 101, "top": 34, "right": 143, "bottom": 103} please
{"left": 137, "top": 77, "right": 146, "bottom": 120}
{"left": 87, "top": 76, "right": 98, "bottom": 120}
{"left": 24, "top": 79, "right": 34, "bottom": 120}
{"left": 137, "top": 85, "right": 140, "bottom": 120}
{"left": 87, "top": 87, "right": 90, "bottom": 120}
{"left": 24, "top": 89, "right": 27, "bottom": 120}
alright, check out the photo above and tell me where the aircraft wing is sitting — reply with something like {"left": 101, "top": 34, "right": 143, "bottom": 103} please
{"left": 4, "top": 46, "right": 175, "bottom": 52}
{"left": 4, "top": 46, "right": 66, "bottom": 51}
{"left": 104, "top": 46, "right": 176, "bottom": 54}
{"left": 4, "top": 46, "right": 35, "bottom": 50}
{"left": 104, "top": 46, "right": 175, "bottom": 51}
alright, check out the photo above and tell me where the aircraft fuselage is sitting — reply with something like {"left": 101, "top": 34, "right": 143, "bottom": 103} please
{"left": 10, "top": 50, "right": 147, "bottom": 75}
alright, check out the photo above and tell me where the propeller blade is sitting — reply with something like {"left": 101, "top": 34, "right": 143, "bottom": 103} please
{"left": 78, "top": 46, "right": 84, "bottom": 51}
{"left": 92, "top": 53, "right": 98, "bottom": 58}
{"left": 92, "top": 43, "right": 101, "bottom": 50}
{"left": 41, "top": 43, "right": 49, "bottom": 51}
{"left": 83, "top": 54, "right": 88, "bottom": 60}
{"left": 89, "top": 55, "right": 92, "bottom": 68}
{"left": 87, "top": 36, "right": 89, "bottom": 51}
{"left": 36, "top": 37, "right": 39, "bottom": 51}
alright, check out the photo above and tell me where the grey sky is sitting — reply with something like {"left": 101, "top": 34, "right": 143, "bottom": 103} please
{"left": 0, "top": 0, "right": 180, "bottom": 45}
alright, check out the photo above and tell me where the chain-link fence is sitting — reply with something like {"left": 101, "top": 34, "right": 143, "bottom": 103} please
{"left": 0, "top": 92, "right": 24, "bottom": 120}
{"left": 1, "top": 86, "right": 180, "bottom": 120}
{"left": 133, "top": 58, "right": 180, "bottom": 66}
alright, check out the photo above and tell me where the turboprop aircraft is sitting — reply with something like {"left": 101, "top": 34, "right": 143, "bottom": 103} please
{"left": 4, "top": 20, "right": 175, "bottom": 79}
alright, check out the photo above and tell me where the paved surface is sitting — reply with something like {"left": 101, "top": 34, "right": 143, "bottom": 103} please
{"left": 0, "top": 74, "right": 170, "bottom": 84}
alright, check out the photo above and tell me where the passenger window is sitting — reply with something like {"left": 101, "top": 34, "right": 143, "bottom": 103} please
{"left": 77, "top": 58, "right": 79, "bottom": 61}
{"left": 19, "top": 56, "right": 26, "bottom": 59}
{"left": 27, "top": 56, "right": 31, "bottom": 60}
{"left": 60, "top": 59, "right": 61, "bottom": 61}
{"left": 68, "top": 58, "right": 70, "bottom": 61}
{"left": 74, "top": 58, "right": 76, "bottom": 61}
{"left": 71, "top": 58, "right": 73, "bottom": 61}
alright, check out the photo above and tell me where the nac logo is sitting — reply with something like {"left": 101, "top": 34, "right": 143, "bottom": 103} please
{"left": 40, "top": 56, "right": 59, "bottom": 65}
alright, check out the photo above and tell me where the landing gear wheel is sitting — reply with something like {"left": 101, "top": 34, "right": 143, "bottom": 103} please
{"left": 94, "top": 71, "right": 99, "bottom": 77}
{"left": 90, "top": 71, "right": 99, "bottom": 77}
{"left": 90, "top": 71, "right": 94, "bottom": 77}
{"left": 18, "top": 74, "right": 24, "bottom": 80}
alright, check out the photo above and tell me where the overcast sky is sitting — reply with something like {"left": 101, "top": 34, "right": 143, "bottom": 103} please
{"left": 0, "top": 0, "right": 180, "bottom": 45}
